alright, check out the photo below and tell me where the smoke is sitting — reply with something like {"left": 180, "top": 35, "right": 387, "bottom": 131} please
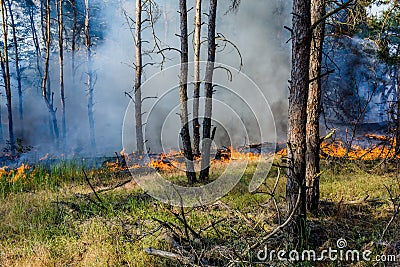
{"left": 2, "top": 0, "right": 291, "bottom": 159}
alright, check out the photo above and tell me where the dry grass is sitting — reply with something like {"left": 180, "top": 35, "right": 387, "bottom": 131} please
{"left": 0, "top": 159, "right": 399, "bottom": 266}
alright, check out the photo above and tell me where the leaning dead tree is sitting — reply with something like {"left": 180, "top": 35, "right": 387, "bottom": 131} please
{"left": 192, "top": 0, "right": 202, "bottom": 157}
{"left": 85, "top": 0, "right": 96, "bottom": 153}
{"left": 0, "top": 0, "right": 15, "bottom": 154}
{"left": 41, "top": 0, "right": 60, "bottom": 147}
{"left": 56, "top": 0, "right": 67, "bottom": 149}
{"left": 179, "top": 0, "right": 196, "bottom": 184}
{"left": 305, "top": 0, "right": 326, "bottom": 212}
{"left": 199, "top": 0, "right": 217, "bottom": 181}
{"left": 286, "top": 0, "right": 311, "bottom": 249}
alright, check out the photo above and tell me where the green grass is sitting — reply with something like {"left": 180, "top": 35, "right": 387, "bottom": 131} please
{"left": 0, "top": 159, "right": 399, "bottom": 266}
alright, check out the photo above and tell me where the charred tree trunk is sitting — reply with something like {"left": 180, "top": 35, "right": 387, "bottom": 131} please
{"left": 56, "top": 0, "right": 66, "bottom": 149}
{"left": 0, "top": 0, "right": 15, "bottom": 154}
{"left": 85, "top": 0, "right": 96, "bottom": 153}
{"left": 42, "top": 0, "right": 60, "bottom": 147}
{"left": 286, "top": 0, "right": 311, "bottom": 249}
{"left": 134, "top": 0, "right": 144, "bottom": 155}
{"left": 305, "top": 0, "right": 325, "bottom": 213}
{"left": 192, "top": 0, "right": 202, "bottom": 157}
{"left": 199, "top": 0, "right": 217, "bottom": 181}
{"left": 6, "top": 0, "right": 23, "bottom": 138}
{"left": 179, "top": 0, "right": 196, "bottom": 184}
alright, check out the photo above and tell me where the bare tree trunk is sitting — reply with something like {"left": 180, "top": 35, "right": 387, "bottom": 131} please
{"left": 6, "top": 0, "right": 23, "bottom": 138}
{"left": 199, "top": 0, "right": 217, "bottom": 181}
{"left": 306, "top": 0, "right": 325, "bottom": 213}
{"left": 0, "top": 54, "right": 7, "bottom": 144}
{"left": 56, "top": 0, "right": 66, "bottom": 149}
{"left": 0, "top": 101, "right": 3, "bottom": 143}
{"left": 85, "top": 0, "right": 96, "bottom": 153}
{"left": 286, "top": 0, "right": 311, "bottom": 249}
{"left": 134, "top": 0, "right": 144, "bottom": 155}
{"left": 179, "top": 0, "right": 196, "bottom": 184}
{"left": 42, "top": 0, "right": 60, "bottom": 147}
{"left": 71, "top": 0, "right": 77, "bottom": 86}
{"left": 396, "top": 65, "right": 400, "bottom": 155}
{"left": 0, "top": 0, "right": 15, "bottom": 154}
{"left": 192, "top": 0, "right": 202, "bottom": 157}
{"left": 40, "top": 0, "right": 45, "bottom": 42}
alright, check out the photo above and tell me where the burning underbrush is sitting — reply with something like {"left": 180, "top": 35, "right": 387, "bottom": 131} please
{"left": 107, "top": 146, "right": 267, "bottom": 175}
{"left": 277, "top": 133, "right": 398, "bottom": 161}
{"left": 0, "top": 133, "right": 397, "bottom": 189}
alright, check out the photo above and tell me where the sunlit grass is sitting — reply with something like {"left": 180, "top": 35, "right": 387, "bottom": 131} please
{"left": 0, "top": 159, "right": 399, "bottom": 266}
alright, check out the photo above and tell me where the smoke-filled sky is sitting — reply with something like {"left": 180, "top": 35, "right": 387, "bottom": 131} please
{"left": 2, "top": 0, "right": 291, "bottom": 158}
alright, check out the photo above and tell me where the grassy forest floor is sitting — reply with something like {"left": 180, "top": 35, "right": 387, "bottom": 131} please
{"left": 0, "top": 158, "right": 399, "bottom": 266}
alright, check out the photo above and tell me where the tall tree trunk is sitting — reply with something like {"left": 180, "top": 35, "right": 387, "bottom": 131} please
{"left": 57, "top": 0, "right": 66, "bottom": 149}
{"left": 0, "top": 101, "right": 3, "bottom": 143}
{"left": 0, "top": 55, "right": 7, "bottom": 145}
{"left": 192, "top": 0, "right": 202, "bottom": 157}
{"left": 71, "top": 0, "right": 77, "bottom": 86}
{"left": 199, "top": 0, "right": 217, "bottom": 181}
{"left": 134, "top": 0, "right": 144, "bottom": 155}
{"left": 85, "top": 0, "right": 96, "bottom": 153}
{"left": 306, "top": 0, "right": 325, "bottom": 212}
{"left": 6, "top": 0, "right": 23, "bottom": 138}
{"left": 179, "top": 0, "right": 196, "bottom": 184}
{"left": 0, "top": 0, "right": 15, "bottom": 154}
{"left": 286, "top": 0, "right": 311, "bottom": 249}
{"left": 396, "top": 65, "right": 400, "bottom": 155}
{"left": 41, "top": 0, "right": 60, "bottom": 147}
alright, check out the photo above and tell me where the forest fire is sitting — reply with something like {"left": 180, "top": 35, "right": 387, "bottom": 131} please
{"left": 149, "top": 153, "right": 177, "bottom": 171}
{"left": 276, "top": 134, "right": 396, "bottom": 161}
{"left": 320, "top": 140, "right": 394, "bottom": 160}
{"left": 103, "top": 146, "right": 264, "bottom": 173}
{"left": 0, "top": 163, "right": 31, "bottom": 183}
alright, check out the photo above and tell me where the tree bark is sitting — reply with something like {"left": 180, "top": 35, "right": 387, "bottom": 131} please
{"left": 134, "top": 0, "right": 144, "bottom": 155}
{"left": 85, "top": 0, "right": 96, "bottom": 153}
{"left": 199, "top": 0, "right": 217, "bottom": 181}
{"left": 6, "top": 0, "right": 23, "bottom": 138}
{"left": 192, "top": 0, "right": 202, "bottom": 157}
{"left": 286, "top": 0, "right": 311, "bottom": 249}
{"left": 179, "top": 0, "right": 196, "bottom": 184}
{"left": 57, "top": 0, "right": 66, "bottom": 149}
{"left": 1, "top": 0, "right": 15, "bottom": 154}
{"left": 306, "top": 0, "right": 325, "bottom": 212}
{"left": 41, "top": 0, "right": 60, "bottom": 147}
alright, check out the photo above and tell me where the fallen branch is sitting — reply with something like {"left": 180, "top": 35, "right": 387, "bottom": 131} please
{"left": 96, "top": 178, "right": 133, "bottom": 194}
{"left": 145, "top": 247, "right": 193, "bottom": 264}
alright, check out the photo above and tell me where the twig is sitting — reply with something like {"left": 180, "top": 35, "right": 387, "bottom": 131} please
{"left": 249, "top": 185, "right": 302, "bottom": 251}
{"left": 82, "top": 168, "right": 103, "bottom": 204}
